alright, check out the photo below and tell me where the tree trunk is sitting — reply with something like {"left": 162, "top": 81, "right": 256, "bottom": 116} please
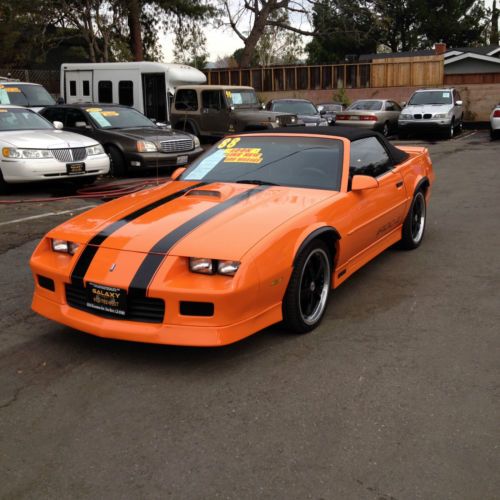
{"left": 239, "top": 2, "right": 274, "bottom": 67}
{"left": 492, "top": 0, "right": 499, "bottom": 45}
{"left": 128, "top": 0, "right": 144, "bottom": 61}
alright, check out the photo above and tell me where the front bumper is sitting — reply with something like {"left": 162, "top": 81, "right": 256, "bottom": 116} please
{"left": 0, "top": 154, "right": 110, "bottom": 183}
{"left": 398, "top": 119, "right": 452, "bottom": 131}
{"left": 30, "top": 249, "right": 283, "bottom": 347}
{"left": 490, "top": 117, "right": 500, "bottom": 132}
{"left": 125, "top": 147, "right": 204, "bottom": 170}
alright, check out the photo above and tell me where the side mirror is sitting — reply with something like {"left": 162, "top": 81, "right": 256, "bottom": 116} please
{"left": 53, "top": 121, "right": 64, "bottom": 130}
{"left": 320, "top": 109, "right": 326, "bottom": 116}
{"left": 351, "top": 175, "right": 379, "bottom": 191}
{"left": 170, "top": 167, "right": 186, "bottom": 181}
{"left": 56, "top": 97, "right": 65, "bottom": 105}
{"left": 150, "top": 118, "right": 157, "bottom": 123}
{"left": 400, "top": 101, "right": 407, "bottom": 107}
{"left": 456, "top": 100, "right": 463, "bottom": 106}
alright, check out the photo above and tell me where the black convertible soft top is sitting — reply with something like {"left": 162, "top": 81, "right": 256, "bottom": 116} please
{"left": 243, "top": 126, "right": 409, "bottom": 165}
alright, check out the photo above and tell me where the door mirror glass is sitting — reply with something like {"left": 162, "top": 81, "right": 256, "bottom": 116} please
{"left": 53, "top": 121, "right": 64, "bottom": 130}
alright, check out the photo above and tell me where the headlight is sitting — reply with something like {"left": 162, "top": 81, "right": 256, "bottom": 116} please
{"left": 400, "top": 114, "right": 412, "bottom": 120}
{"left": 136, "top": 140, "right": 157, "bottom": 152}
{"left": 189, "top": 258, "right": 241, "bottom": 276}
{"left": 433, "top": 113, "right": 447, "bottom": 119}
{"left": 51, "top": 239, "right": 79, "bottom": 255}
{"left": 2, "top": 148, "right": 53, "bottom": 159}
{"left": 86, "top": 144, "right": 104, "bottom": 156}
{"left": 189, "top": 257, "right": 214, "bottom": 274}
{"left": 217, "top": 260, "right": 240, "bottom": 276}
{"left": 193, "top": 136, "right": 201, "bottom": 148}
{"left": 275, "top": 117, "right": 281, "bottom": 124}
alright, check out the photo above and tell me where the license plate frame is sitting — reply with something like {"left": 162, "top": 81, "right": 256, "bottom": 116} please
{"left": 86, "top": 282, "right": 127, "bottom": 317}
{"left": 176, "top": 155, "right": 188, "bottom": 165}
{"left": 66, "top": 162, "right": 86, "bottom": 175}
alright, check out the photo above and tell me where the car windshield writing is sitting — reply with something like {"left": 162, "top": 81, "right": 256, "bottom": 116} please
{"left": 87, "top": 107, "right": 155, "bottom": 129}
{"left": 0, "top": 108, "right": 53, "bottom": 130}
{"left": 348, "top": 101, "right": 383, "bottom": 111}
{"left": 181, "top": 136, "right": 343, "bottom": 191}
{"left": 0, "top": 85, "right": 55, "bottom": 106}
{"left": 409, "top": 91, "right": 452, "bottom": 105}
{"left": 226, "top": 90, "right": 259, "bottom": 107}
{"left": 272, "top": 101, "right": 318, "bottom": 115}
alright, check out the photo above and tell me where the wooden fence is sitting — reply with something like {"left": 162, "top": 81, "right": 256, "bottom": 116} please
{"left": 204, "top": 55, "right": 444, "bottom": 91}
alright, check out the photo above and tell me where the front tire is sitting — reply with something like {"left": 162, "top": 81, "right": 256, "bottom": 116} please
{"left": 283, "top": 240, "right": 332, "bottom": 333}
{"left": 400, "top": 190, "right": 426, "bottom": 250}
{"left": 445, "top": 119, "right": 455, "bottom": 139}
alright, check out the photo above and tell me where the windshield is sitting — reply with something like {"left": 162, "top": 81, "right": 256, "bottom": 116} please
{"left": 348, "top": 101, "right": 383, "bottom": 111}
{"left": 180, "top": 136, "right": 343, "bottom": 191}
{"left": 0, "top": 84, "right": 55, "bottom": 106}
{"left": 0, "top": 107, "right": 54, "bottom": 130}
{"left": 86, "top": 106, "right": 155, "bottom": 129}
{"left": 272, "top": 101, "right": 318, "bottom": 115}
{"left": 225, "top": 89, "right": 259, "bottom": 107}
{"left": 409, "top": 91, "right": 453, "bottom": 105}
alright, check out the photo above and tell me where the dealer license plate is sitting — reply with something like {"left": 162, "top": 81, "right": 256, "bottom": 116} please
{"left": 66, "top": 162, "right": 86, "bottom": 175}
{"left": 86, "top": 282, "right": 127, "bottom": 317}
{"left": 177, "top": 155, "right": 188, "bottom": 165}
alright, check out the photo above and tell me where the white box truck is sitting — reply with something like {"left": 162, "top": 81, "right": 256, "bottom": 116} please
{"left": 60, "top": 61, "right": 206, "bottom": 123}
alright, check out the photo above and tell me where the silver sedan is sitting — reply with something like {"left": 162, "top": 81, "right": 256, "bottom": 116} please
{"left": 335, "top": 99, "right": 402, "bottom": 136}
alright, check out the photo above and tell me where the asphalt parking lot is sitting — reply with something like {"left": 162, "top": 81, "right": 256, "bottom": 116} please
{"left": 1, "top": 130, "right": 499, "bottom": 499}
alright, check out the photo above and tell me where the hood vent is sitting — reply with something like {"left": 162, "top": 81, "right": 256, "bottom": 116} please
{"left": 186, "top": 189, "right": 222, "bottom": 198}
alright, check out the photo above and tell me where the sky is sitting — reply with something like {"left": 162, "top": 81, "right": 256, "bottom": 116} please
{"left": 160, "top": 0, "right": 497, "bottom": 63}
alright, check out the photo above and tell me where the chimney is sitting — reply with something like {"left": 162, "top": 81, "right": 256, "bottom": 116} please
{"left": 435, "top": 43, "right": 447, "bottom": 55}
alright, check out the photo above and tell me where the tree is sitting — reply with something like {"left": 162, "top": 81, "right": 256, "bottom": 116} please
{"left": 221, "top": 0, "right": 313, "bottom": 67}
{"left": 490, "top": 0, "right": 499, "bottom": 45}
{"left": 306, "top": 0, "right": 379, "bottom": 63}
{"left": 415, "top": 0, "right": 488, "bottom": 49}
{"left": 173, "top": 18, "right": 209, "bottom": 69}
{"left": 255, "top": 25, "right": 304, "bottom": 65}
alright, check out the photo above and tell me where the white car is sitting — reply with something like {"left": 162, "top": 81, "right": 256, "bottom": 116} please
{"left": 490, "top": 103, "right": 500, "bottom": 140}
{"left": 0, "top": 105, "right": 109, "bottom": 192}
{"left": 398, "top": 88, "right": 463, "bottom": 139}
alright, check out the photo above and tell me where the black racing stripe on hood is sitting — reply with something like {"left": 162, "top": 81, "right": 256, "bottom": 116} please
{"left": 70, "top": 182, "right": 207, "bottom": 286}
{"left": 128, "top": 186, "right": 270, "bottom": 298}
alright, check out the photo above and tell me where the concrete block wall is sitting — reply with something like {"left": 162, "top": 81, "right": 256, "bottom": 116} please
{"left": 259, "top": 83, "right": 500, "bottom": 122}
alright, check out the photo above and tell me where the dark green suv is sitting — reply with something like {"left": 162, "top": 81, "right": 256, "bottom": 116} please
{"left": 170, "top": 85, "right": 298, "bottom": 139}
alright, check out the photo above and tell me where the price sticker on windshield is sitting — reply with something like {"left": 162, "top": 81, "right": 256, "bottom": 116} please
{"left": 86, "top": 107, "right": 102, "bottom": 112}
{"left": 5, "top": 87, "right": 21, "bottom": 93}
{"left": 101, "top": 111, "right": 119, "bottom": 117}
{"left": 224, "top": 148, "right": 262, "bottom": 164}
{"left": 225, "top": 90, "right": 232, "bottom": 99}
{"left": 218, "top": 137, "right": 240, "bottom": 149}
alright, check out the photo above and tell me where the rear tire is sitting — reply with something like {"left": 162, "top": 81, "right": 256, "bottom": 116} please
{"left": 400, "top": 190, "right": 426, "bottom": 250}
{"left": 382, "top": 121, "right": 390, "bottom": 137}
{"left": 282, "top": 240, "right": 332, "bottom": 333}
{"left": 106, "top": 146, "right": 127, "bottom": 177}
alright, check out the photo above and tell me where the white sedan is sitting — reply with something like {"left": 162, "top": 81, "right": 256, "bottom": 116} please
{"left": 0, "top": 105, "right": 109, "bottom": 192}
{"left": 490, "top": 103, "right": 500, "bottom": 140}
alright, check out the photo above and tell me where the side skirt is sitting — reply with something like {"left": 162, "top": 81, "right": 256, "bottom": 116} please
{"left": 331, "top": 227, "right": 402, "bottom": 288}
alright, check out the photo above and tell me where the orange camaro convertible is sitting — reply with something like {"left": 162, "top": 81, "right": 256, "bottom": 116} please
{"left": 30, "top": 127, "right": 434, "bottom": 346}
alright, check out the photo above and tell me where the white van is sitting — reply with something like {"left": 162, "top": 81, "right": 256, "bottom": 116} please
{"left": 60, "top": 62, "right": 206, "bottom": 122}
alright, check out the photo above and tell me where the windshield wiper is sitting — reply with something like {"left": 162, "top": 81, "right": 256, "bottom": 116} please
{"left": 235, "top": 179, "right": 279, "bottom": 186}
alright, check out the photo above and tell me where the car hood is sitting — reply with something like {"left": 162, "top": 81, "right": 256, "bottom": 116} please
{"left": 112, "top": 127, "right": 192, "bottom": 141}
{"left": 51, "top": 181, "right": 338, "bottom": 261}
{"left": 403, "top": 104, "right": 453, "bottom": 115}
{"left": 0, "top": 130, "right": 99, "bottom": 148}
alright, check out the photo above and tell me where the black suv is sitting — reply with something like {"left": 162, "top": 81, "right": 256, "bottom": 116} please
{"left": 40, "top": 104, "right": 203, "bottom": 176}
